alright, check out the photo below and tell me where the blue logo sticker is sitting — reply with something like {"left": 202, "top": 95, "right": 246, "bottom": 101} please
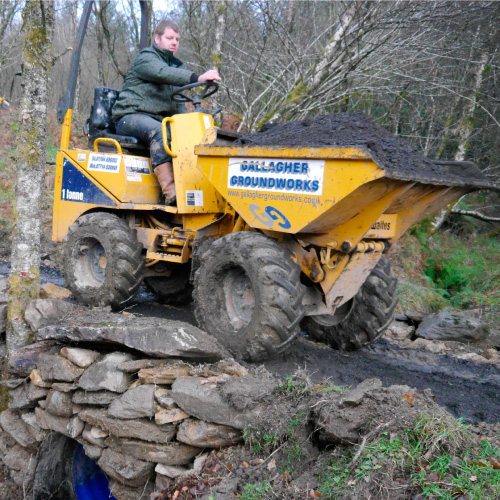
{"left": 61, "top": 158, "right": 117, "bottom": 206}
{"left": 249, "top": 204, "right": 291, "bottom": 229}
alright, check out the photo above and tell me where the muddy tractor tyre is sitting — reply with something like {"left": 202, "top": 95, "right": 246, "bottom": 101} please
{"left": 144, "top": 263, "right": 193, "bottom": 305}
{"left": 62, "top": 212, "right": 144, "bottom": 309}
{"left": 301, "top": 257, "right": 398, "bottom": 351}
{"left": 33, "top": 432, "right": 115, "bottom": 500}
{"left": 193, "top": 232, "right": 306, "bottom": 362}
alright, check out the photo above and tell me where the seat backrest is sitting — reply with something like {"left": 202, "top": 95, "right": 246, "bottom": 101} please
{"left": 88, "top": 87, "right": 119, "bottom": 135}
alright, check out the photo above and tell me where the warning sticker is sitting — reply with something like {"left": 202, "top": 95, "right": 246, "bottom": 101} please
{"left": 124, "top": 156, "right": 151, "bottom": 175}
{"left": 88, "top": 153, "right": 121, "bottom": 173}
{"left": 186, "top": 190, "right": 203, "bottom": 207}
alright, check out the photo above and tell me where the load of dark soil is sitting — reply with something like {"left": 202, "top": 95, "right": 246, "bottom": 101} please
{"left": 235, "top": 112, "right": 490, "bottom": 189}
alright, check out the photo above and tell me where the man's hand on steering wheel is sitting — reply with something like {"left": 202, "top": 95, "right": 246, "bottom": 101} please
{"left": 198, "top": 69, "right": 221, "bottom": 82}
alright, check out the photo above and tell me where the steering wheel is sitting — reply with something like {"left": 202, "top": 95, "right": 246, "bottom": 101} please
{"left": 171, "top": 81, "right": 220, "bottom": 113}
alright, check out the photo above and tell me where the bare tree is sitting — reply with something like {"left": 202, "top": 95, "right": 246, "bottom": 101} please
{"left": 7, "top": 0, "right": 55, "bottom": 354}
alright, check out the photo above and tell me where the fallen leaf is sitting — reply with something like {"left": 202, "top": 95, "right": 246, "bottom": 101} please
{"left": 242, "top": 461, "right": 249, "bottom": 469}
{"left": 428, "top": 472, "right": 439, "bottom": 482}
{"left": 470, "top": 475, "right": 478, "bottom": 482}
{"left": 489, "top": 457, "right": 500, "bottom": 469}
{"left": 250, "top": 458, "right": 264, "bottom": 465}
{"left": 402, "top": 393, "right": 415, "bottom": 406}
{"left": 267, "top": 458, "right": 276, "bottom": 471}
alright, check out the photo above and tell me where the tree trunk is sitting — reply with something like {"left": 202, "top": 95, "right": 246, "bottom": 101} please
{"left": 428, "top": 48, "right": 489, "bottom": 237}
{"left": 6, "top": 1, "right": 54, "bottom": 355}
{"left": 211, "top": 0, "right": 226, "bottom": 72}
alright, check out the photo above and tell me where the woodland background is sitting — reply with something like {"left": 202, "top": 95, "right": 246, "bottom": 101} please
{"left": 0, "top": 0, "right": 499, "bottom": 327}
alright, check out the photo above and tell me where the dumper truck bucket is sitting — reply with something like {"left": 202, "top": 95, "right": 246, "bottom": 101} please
{"left": 195, "top": 127, "right": 490, "bottom": 249}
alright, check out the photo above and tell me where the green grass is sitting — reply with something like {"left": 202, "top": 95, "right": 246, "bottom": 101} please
{"left": 397, "top": 278, "right": 450, "bottom": 313}
{"left": 318, "top": 415, "right": 500, "bottom": 500}
{"left": 242, "top": 425, "right": 281, "bottom": 454}
{"left": 394, "top": 231, "right": 500, "bottom": 328}
{"left": 241, "top": 481, "right": 272, "bottom": 500}
{"left": 423, "top": 234, "right": 500, "bottom": 310}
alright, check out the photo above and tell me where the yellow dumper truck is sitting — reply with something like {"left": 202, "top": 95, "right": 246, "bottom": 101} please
{"left": 53, "top": 83, "right": 490, "bottom": 361}
{"left": 52, "top": 3, "right": 490, "bottom": 362}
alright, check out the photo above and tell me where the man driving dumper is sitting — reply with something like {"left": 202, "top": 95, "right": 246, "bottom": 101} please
{"left": 112, "top": 19, "right": 221, "bottom": 204}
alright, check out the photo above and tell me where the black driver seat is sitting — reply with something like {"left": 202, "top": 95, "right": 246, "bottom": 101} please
{"left": 86, "top": 87, "right": 149, "bottom": 156}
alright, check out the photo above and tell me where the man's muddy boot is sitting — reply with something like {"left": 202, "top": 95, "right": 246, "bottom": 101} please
{"left": 154, "top": 162, "right": 176, "bottom": 204}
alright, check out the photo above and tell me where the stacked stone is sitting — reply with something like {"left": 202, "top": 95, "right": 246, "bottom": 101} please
{"left": 0, "top": 341, "right": 256, "bottom": 500}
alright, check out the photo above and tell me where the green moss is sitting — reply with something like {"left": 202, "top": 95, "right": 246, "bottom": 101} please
{"left": 7, "top": 266, "right": 41, "bottom": 345}
{"left": 211, "top": 52, "right": 222, "bottom": 68}
{"left": 0, "top": 386, "right": 11, "bottom": 412}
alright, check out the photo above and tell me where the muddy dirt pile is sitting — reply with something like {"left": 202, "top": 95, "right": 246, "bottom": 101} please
{"left": 235, "top": 113, "right": 490, "bottom": 188}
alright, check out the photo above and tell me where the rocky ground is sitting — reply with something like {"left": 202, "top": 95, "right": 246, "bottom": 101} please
{"left": 0, "top": 266, "right": 499, "bottom": 499}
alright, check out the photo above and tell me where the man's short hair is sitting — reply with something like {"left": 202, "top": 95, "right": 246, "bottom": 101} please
{"left": 155, "top": 20, "right": 180, "bottom": 37}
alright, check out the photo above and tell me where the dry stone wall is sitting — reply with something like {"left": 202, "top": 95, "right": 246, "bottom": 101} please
{"left": 0, "top": 298, "right": 269, "bottom": 500}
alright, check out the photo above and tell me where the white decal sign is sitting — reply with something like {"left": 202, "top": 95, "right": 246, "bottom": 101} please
{"left": 227, "top": 157, "right": 324, "bottom": 195}
{"left": 186, "top": 190, "right": 204, "bottom": 207}
{"left": 126, "top": 174, "right": 142, "bottom": 182}
{"left": 124, "top": 156, "right": 151, "bottom": 175}
{"left": 88, "top": 153, "right": 121, "bottom": 173}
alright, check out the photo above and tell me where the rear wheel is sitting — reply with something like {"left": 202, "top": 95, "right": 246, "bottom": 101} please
{"left": 193, "top": 232, "right": 306, "bottom": 362}
{"left": 33, "top": 433, "right": 116, "bottom": 500}
{"left": 144, "top": 262, "right": 193, "bottom": 305}
{"left": 62, "top": 212, "right": 144, "bottom": 309}
{"left": 301, "top": 257, "right": 398, "bottom": 350}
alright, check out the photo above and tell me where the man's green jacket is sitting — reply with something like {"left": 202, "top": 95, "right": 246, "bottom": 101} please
{"left": 112, "top": 42, "right": 198, "bottom": 123}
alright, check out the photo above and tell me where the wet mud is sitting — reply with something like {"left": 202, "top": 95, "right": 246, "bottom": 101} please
{"left": 235, "top": 112, "right": 489, "bottom": 188}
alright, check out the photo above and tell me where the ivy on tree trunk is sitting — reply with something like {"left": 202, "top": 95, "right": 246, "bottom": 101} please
{"left": 6, "top": 1, "right": 55, "bottom": 355}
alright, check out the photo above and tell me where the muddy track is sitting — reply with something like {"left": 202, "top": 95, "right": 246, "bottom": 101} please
{"left": 265, "top": 337, "right": 500, "bottom": 424}
{"left": 2, "top": 260, "right": 499, "bottom": 424}
{"left": 126, "top": 297, "right": 500, "bottom": 425}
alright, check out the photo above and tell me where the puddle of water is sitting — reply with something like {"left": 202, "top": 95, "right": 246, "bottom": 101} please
{"left": 0, "top": 260, "right": 65, "bottom": 287}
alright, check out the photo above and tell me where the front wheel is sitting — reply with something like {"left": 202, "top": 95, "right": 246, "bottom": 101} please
{"left": 301, "top": 257, "right": 398, "bottom": 351}
{"left": 193, "top": 232, "right": 306, "bottom": 362}
{"left": 62, "top": 212, "right": 144, "bottom": 309}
